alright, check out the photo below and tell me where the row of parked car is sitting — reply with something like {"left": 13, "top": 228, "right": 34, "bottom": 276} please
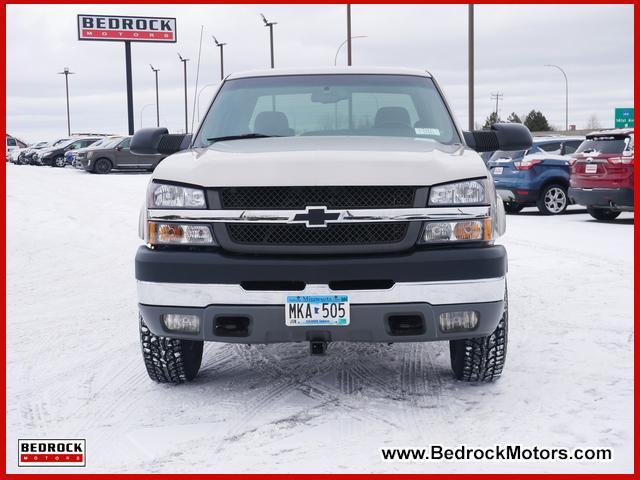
{"left": 487, "top": 128, "right": 634, "bottom": 221}
{"left": 6, "top": 134, "right": 166, "bottom": 173}
{"left": 7, "top": 128, "right": 634, "bottom": 221}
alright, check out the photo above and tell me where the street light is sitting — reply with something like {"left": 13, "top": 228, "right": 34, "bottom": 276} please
{"left": 150, "top": 64, "right": 160, "bottom": 127}
{"left": 57, "top": 67, "right": 75, "bottom": 136}
{"left": 260, "top": 13, "right": 277, "bottom": 68}
{"left": 212, "top": 35, "right": 227, "bottom": 81}
{"left": 545, "top": 64, "right": 569, "bottom": 131}
{"left": 178, "top": 53, "right": 190, "bottom": 133}
{"left": 140, "top": 103, "right": 155, "bottom": 128}
{"left": 334, "top": 36, "right": 367, "bottom": 66}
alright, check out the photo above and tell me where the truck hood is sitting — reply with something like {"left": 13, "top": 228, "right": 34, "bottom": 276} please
{"left": 152, "top": 136, "right": 487, "bottom": 187}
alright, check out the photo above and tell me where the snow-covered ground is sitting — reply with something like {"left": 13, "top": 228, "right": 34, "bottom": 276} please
{"left": 6, "top": 163, "right": 634, "bottom": 473}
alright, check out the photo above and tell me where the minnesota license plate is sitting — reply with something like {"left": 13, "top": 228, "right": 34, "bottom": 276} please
{"left": 492, "top": 167, "right": 503, "bottom": 175}
{"left": 285, "top": 295, "right": 350, "bottom": 326}
{"left": 585, "top": 164, "right": 598, "bottom": 173}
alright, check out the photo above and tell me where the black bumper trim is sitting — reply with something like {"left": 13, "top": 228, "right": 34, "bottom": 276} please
{"left": 135, "top": 245, "right": 507, "bottom": 285}
{"left": 569, "top": 187, "right": 634, "bottom": 209}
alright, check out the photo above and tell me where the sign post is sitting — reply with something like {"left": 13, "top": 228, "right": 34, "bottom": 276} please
{"left": 77, "top": 14, "right": 177, "bottom": 134}
{"left": 614, "top": 108, "right": 634, "bottom": 129}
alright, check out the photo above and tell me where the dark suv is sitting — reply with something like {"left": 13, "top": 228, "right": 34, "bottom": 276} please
{"left": 37, "top": 137, "right": 102, "bottom": 167}
{"left": 76, "top": 136, "right": 166, "bottom": 174}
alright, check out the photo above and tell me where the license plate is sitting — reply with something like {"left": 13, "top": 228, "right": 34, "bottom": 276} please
{"left": 585, "top": 164, "right": 598, "bottom": 173}
{"left": 285, "top": 295, "right": 350, "bottom": 326}
{"left": 493, "top": 167, "right": 503, "bottom": 175}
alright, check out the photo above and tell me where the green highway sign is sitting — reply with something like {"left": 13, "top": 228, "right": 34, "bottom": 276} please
{"left": 614, "top": 108, "right": 634, "bottom": 128}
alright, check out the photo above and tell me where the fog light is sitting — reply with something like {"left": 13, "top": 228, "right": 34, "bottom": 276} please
{"left": 162, "top": 313, "right": 201, "bottom": 333}
{"left": 439, "top": 311, "right": 478, "bottom": 332}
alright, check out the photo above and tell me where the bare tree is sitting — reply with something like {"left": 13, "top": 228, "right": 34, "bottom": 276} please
{"left": 585, "top": 114, "right": 601, "bottom": 130}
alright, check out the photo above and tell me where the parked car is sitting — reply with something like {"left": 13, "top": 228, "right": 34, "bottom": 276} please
{"left": 14, "top": 141, "right": 49, "bottom": 165}
{"left": 77, "top": 136, "right": 165, "bottom": 174}
{"left": 36, "top": 137, "right": 102, "bottom": 167}
{"left": 6, "top": 134, "right": 27, "bottom": 160}
{"left": 64, "top": 137, "right": 113, "bottom": 166}
{"left": 130, "top": 67, "right": 533, "bottom": 384}
{"left": 488, "top": 136, "right": 584, "bottom": 215}
{"left": 569, "top": 129, "right": 634, "bottom": 220}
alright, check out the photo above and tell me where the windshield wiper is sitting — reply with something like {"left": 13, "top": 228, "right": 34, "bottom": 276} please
{"left": 207, "top": 133, "right": 280, "bottom": 144}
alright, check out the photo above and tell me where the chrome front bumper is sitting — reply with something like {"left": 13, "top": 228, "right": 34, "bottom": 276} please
{"left": 137, "top": 277, "right": 506, "bottom": 307}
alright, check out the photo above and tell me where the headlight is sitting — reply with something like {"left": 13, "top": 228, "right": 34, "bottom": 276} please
{"left": 429, "top": 180, "right": 486, "bottom": 205}
{"left": 419, "top": 218, "right": 492, "bottom": 244}
{"left": 148, "top": 182, "right": 206, "bottom": 209}
{"left": 148, "top": 222, "right": 215, "bottom": 246}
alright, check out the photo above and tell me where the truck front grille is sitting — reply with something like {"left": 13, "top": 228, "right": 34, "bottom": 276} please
{"left": 220, "top": 186, "right": 416, "bottom": 209}
{"left": 226, "top": 223, "right": 408, "bottom": 245}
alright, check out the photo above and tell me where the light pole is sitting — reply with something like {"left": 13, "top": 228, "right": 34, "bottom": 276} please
{"left": 334, "top": 36, "right": 367, "bottom": 66}
{"left": 545, "top": 64, "right": 569, "bottom": 131}
{"left": 260, "top": 13, "right": 277, "bottom": 68}
{"left": 57, "top": 67, "right": 75, "bottom": 136}
{"left": 140, "top": 103, "right": 155, "bottom": 128}
{"left": 178, "top": 53, "right": 190, "bottom": 133}
{"left": 346, "top": 5, "right": 352, "bottom": 66}
{"left": 468, "top": 5, "right": 474, "bottom": 131}
{"left": 150, "top": 64, "right": 160, "bottom": 127}
{"left": 212, "top": 36, "right": 227, "bottom": 81}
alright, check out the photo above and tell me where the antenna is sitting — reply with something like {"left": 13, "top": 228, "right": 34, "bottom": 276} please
{"left": 190, "top": 25, "right": 204, "bottom": 134}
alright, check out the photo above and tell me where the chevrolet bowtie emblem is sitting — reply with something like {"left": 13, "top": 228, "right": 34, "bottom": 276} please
{"left": 292, "top": 206, "right": 341, "bottom": 228}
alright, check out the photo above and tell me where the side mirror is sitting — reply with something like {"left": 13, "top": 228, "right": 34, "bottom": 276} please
{"left": 130, "top": 127, "right": 193, "bottom": 155}
{"left": 463, "top": 123, "right": 533, "bottom": 153}
{"left": 115, "top": 146, "right": 122, "bottom": 151}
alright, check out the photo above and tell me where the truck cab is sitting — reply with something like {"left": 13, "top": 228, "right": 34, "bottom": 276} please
{"left": 131, "top": 68, "right": 532, "bottom": 385}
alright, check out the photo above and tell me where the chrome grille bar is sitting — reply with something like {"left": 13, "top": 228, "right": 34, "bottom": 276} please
{"left": 147, "top": 206, "right": 491, "bottom": 224}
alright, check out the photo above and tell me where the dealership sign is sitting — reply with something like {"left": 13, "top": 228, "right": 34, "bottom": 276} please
{"left": 77, "top": 14, "right": 177, "bottom": 42}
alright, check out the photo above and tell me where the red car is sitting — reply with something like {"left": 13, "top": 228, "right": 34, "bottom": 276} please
{"left": 569, "top": 129, "right": 634, "bottom": 220}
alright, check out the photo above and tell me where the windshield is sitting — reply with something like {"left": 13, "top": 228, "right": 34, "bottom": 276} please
{"left": 194, "top": 74, "right": 460, "bottom": 147}
{"left": 576, "top": 138, "right": 628, "bottom": 154}
{"left": 52, "top": 138, "right": 72, "bottom": 147}
{"left": 96, "top": 137, "right": 125, "bottom": 149}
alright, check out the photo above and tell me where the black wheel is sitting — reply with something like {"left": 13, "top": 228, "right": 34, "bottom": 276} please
{"left": 139, "top": 316, "right": 203, "bottom": 384}
{"left": 587, "top": 206, "right": 621, "bottom": 221}
{"left": 536, "top": 184, "right": 568, "bottom": 215}
{"left": 449, "top": 296, "right": 508, "bottom": 382}
{"left": 503, "top": 203, "right": 524, "bottom": 214}
{"left": 52, "top": 155, "right": 66, "bottom": 168}
{"left": 94, "top": 158, "right": 112, "bottom": 174}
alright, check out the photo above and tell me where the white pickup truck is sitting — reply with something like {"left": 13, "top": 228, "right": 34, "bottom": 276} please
{"left": 131, "top": 67, "right": 532, "bottom": 385}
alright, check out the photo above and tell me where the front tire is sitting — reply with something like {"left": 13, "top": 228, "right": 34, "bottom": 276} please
{"left": 139, "top": 316, "right": 203, "bottom": 384}
{"left": 587, "top": 206, "right": 621, "bottom": 221}
{"left": 449, "top": 297, "right": 508, "bottom": 382}
{"left": 537, "top": 184, "right": 568, "bottom": 215}
{"left": 52, "top": 155, "right": 66, "bottom": 168}
{"left": 93, "top": 158, "right": 112, "bottom": 174}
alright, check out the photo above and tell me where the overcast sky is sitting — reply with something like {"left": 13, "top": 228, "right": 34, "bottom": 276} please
{"left": 6, "top": 4, "right": 634, "bottom": 142}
